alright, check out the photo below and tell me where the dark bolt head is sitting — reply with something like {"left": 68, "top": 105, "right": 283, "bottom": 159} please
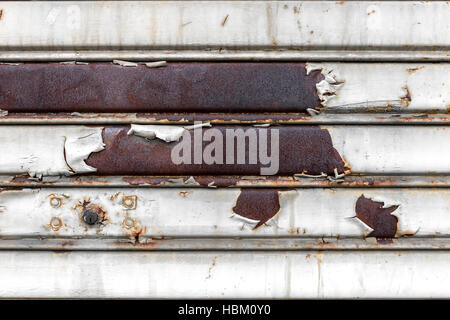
{"left": 82, "top": 209, "right": 99, "bottom": 225}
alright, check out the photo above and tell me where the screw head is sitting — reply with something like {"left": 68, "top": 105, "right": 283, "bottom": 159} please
{"left": 82, "top": 209, "right": 99, "bottom": 225}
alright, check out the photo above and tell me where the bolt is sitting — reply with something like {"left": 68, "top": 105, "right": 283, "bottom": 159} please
{"left": 82, "top": 209, "right": 99, "bottom": 225}
{"left": 124, "top": 217, "right": 135, "bottom": 228}
{"left": 50, "top": 217, "right": 62, "bottom": 231}
{"left": 50, "top": 197, "right": 61, "bottom": 208}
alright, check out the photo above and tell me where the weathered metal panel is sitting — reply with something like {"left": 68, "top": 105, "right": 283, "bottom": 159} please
{"left": 0, "top": 188, "right": 447, "bottom": 241}
{"left": 1, "top": 125, "right": 448, "bottom": 177}
{"left": 0, "top": 1, "right": 448, "bottom": 53}
{"left": 0, "top": 63, "right": 448, "bottom": 114}
{"left": 0, "top": 251, "right": 449, "bottom": 298}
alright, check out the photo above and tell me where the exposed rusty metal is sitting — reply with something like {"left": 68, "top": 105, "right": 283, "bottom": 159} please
{"left": 232, "top": 188, "right": 281, "bottom": 229}
{"left": 0, "top": 63, "right": 322, "bottom": 113}
{"left": 85, "top": 126, "right": 346, "bottom": 176}
{"left": 355, "top": 194, "right": 399, "bottom": 240}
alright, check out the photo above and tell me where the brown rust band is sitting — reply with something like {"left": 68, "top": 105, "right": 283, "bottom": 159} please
{"left": 85, "top": 126, "right": 346, "bottom": 176}
{"left": 0, "top": 63, "right": 322, "bottom": 113}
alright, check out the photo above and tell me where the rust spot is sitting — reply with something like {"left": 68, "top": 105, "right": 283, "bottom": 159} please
{"left": 355, "top": 194, "right": 399, "bottom": 239}
{"left": 0, "top": 9, "right": 3, "bottom": 20}
{"left": 336, "top": 1, "right": 346, "bottom": 4}
{"left": 232, "top": 189, "right": 280, "bottom": 229}
{"left": 401, "top": 86, "right": 412, "bottom": 107}
{"left": 75, "top": 199, "right": 109, "bottom": 224}
{"left": 178, "top": 191, "right": 191, "bottom": 198}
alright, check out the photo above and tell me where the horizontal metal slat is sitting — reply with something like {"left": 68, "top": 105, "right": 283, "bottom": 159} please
{"left": 1, "top": 113, "right": 450, "bottom": 125}
{"left": 0, "top": 63, "right": 321, "bottom": 113}
{"left": 3, "top": 175, "right": 450, "bottom": 188}
{"left": 1, "top": 125, "right": 448, "bottom": 177}
{"left": 0, "top": 188, "right": 447, "bottom": 241}
{"left": 0, "top": 1, "right": 448, "bottom": 51}
{"left": 0, "top": 251, "right": 448, "bottom": 298}
{"left": 0, "top": 63, "right": 448, "bottom": 113}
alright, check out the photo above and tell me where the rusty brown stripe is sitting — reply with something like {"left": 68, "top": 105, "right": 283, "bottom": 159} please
{"left": 0, "top": 63, "right": 322, "bottom": 113}
{"left": 86, "top": 126, "right": 346, "bottom": 176}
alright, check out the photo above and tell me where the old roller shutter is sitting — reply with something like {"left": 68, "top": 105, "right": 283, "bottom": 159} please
{"left": 0, "top": 1, "right": 449, "bottom": 298}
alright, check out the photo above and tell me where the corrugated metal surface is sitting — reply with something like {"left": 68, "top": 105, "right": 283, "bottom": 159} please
{"left": 0, "top": 1, "right": 449, "bottom": 299}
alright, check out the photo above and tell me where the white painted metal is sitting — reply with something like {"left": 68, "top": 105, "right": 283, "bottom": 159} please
{"left": 0, "top": 1, "right": 448, "bottom": 51}
{"left": 0, "top": 126, "right": 104, "bottom": 178}
{"left": 0, "top": 251, "right": 448, "bottom": 298}
{"left": 307, "top": 63, "right": 450, "bottom": 113}
{"left": 0, "top": 188, "right": 447, "bottom": 238}
{"left": 0, "top": 125, "right": 448, "bottom": 176}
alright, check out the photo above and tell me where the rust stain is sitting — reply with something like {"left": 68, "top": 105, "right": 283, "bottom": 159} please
{"left": 355, "top": 194, "right": 399, "bottom": 239}
{"left": 178, "top": 191, "right": 191, "bottom": 198}
{"left": 401, "top": 86, "right": 412, "bottom": 107}
{"left": 336, "top": 1, "right": 346, "bottom": 4}
{"left": 407, "top": 66, "right": 425, "bottom": 74}
{"left": 74, "top": 198, "right": 109, "bottom": 224}
{"left": 0, "top": 9, "right": 3, "bottom": 20}
{"left": 206, "top": 256, "right": 218, "bottom": 279}
{"left": 221, "top": 14, "right": 229, "bottom": 26}
{"left": 232, "top": 188, "right": 280, "bottom": 229}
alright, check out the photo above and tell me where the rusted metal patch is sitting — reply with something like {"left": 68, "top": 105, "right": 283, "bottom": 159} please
{"left": 232, "top": 189, "right": 281, "bottom": 229}
{"left": 355, "top": 194, "right": 399, "bottom": 240}
{"left": 85, "top": 126, "right": 346, "bottom": 176}
{"left": 0, "top": 63, "right": 322, "bottom": 113}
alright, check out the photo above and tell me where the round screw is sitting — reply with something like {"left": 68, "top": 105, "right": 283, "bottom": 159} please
{"left": 82, "top": 209, "right": 99, "bottom": 225}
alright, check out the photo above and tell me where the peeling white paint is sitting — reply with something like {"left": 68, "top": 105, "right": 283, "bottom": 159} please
{"left": 0, "top": 126, "right": 104, "bottom": 177}
{"left": 128, "top": 123, "right": 211, "bottom": 143}
{"left": 127, "top": 124, "right": 186, "bottom": 142}
{"left": 145, "top": 61, "right": 168, "bottom": 68}
{"left": 307, "top": 63, "right": 450, "bottom": 112}
{"left": 112, "top": 59, "right": 138, "bottom": 67}
{"left": 0, "top": 110, "right": 7, "bottom": 117}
